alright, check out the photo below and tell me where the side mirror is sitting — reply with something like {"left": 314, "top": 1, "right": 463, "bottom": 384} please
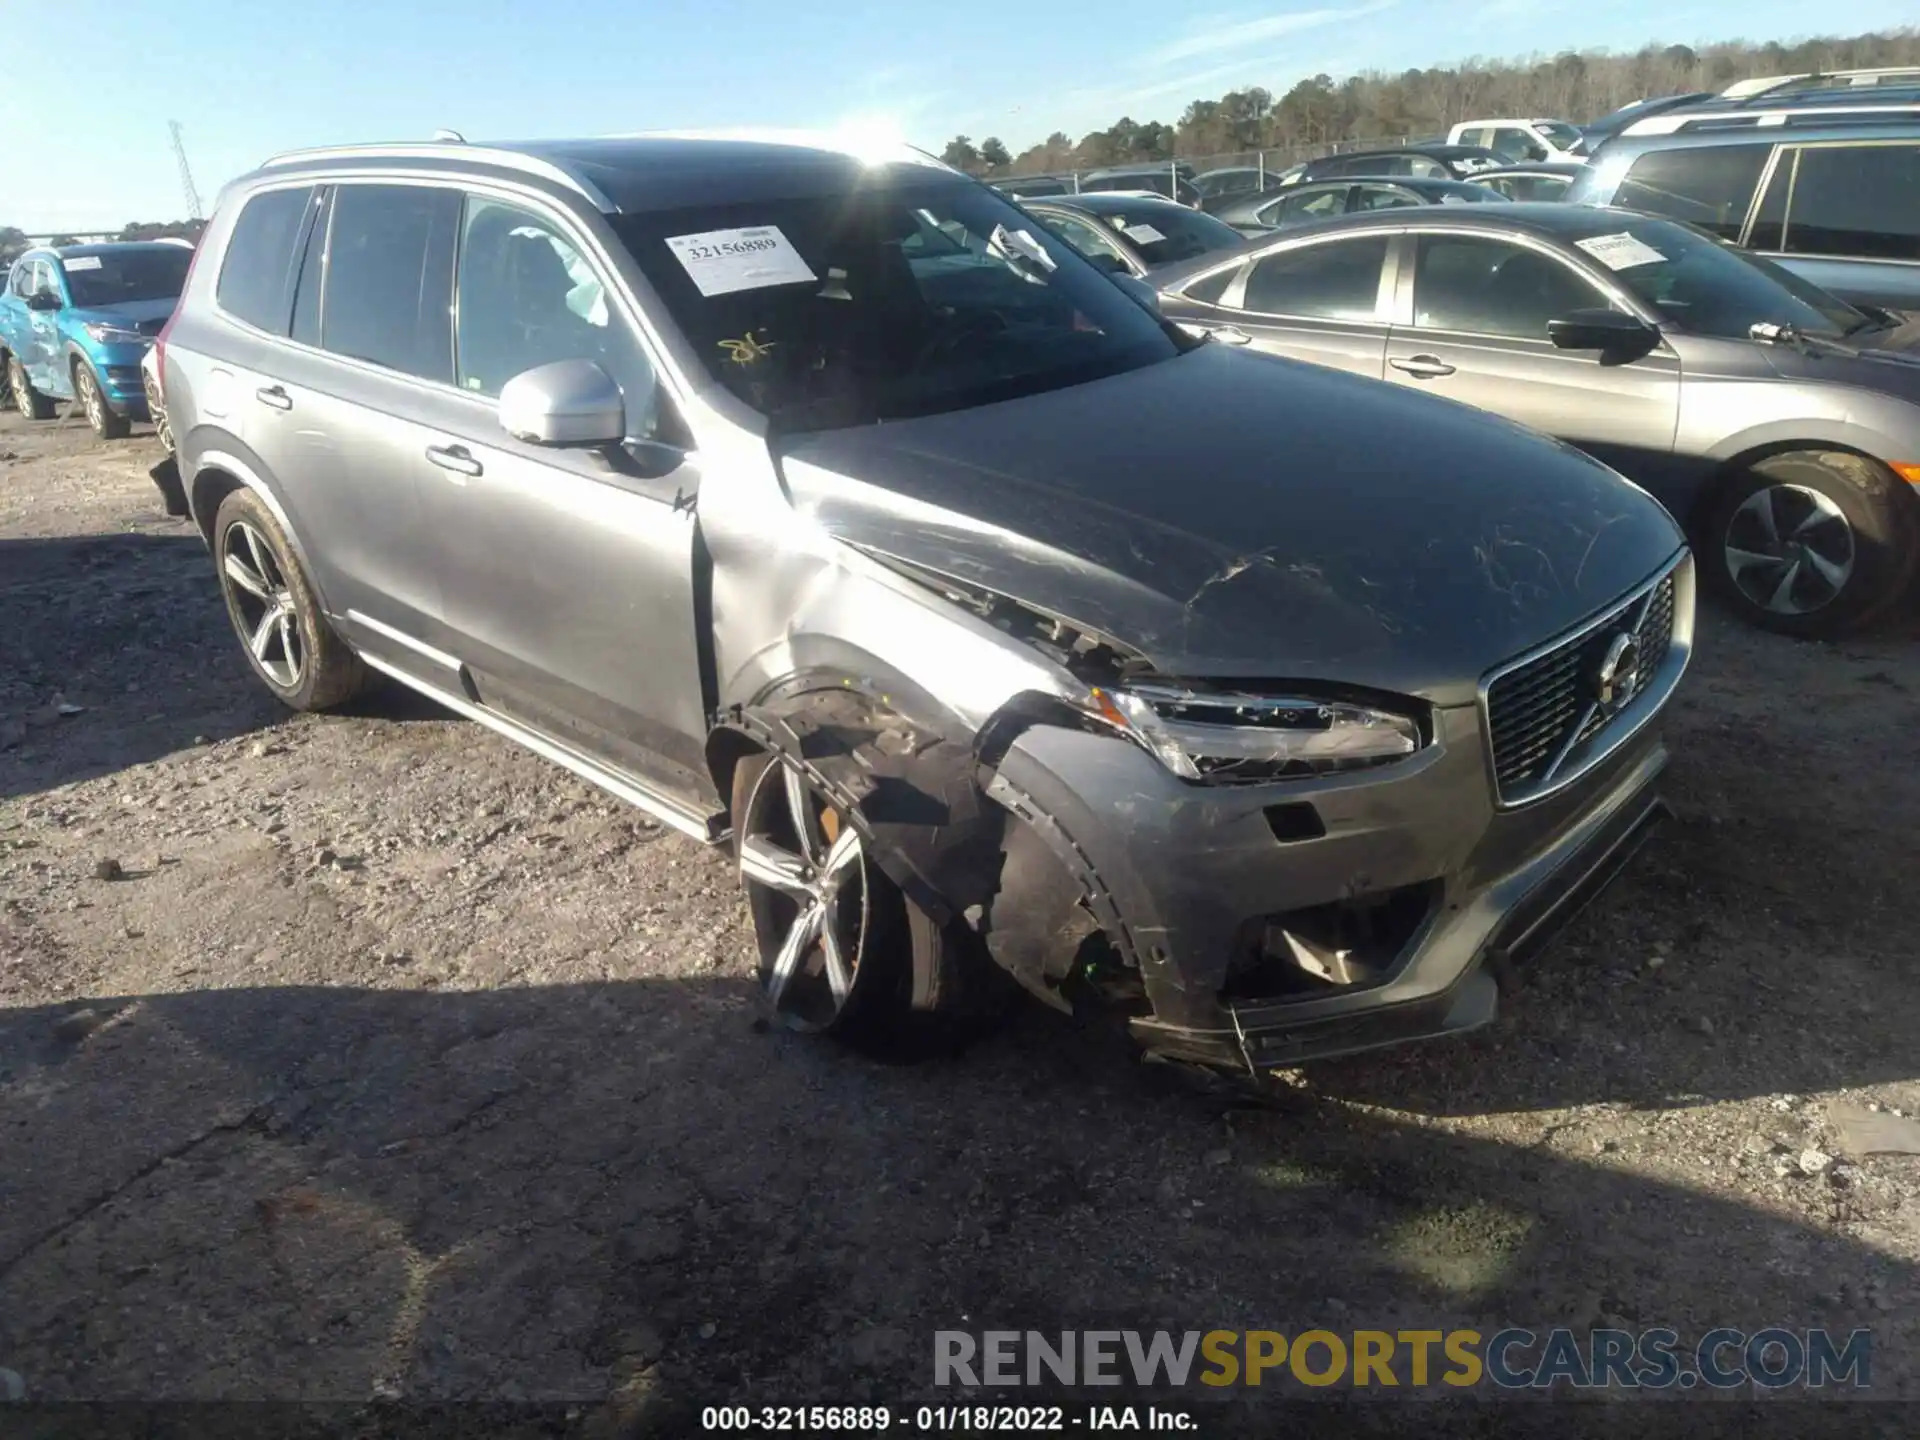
{"left": 1110, "top": 272, "right": 1161, "bottom": 316}
{"left": 27, "top": 291, "right": 62, "bottom": 312}
{"left": 498, "top": 358, "right": 624, "bottom": 446}
{"left": 1089, "top": 251, "right": 1130, "bottom": 275}
{"left": 1547, "top": 307, "right": 1658, "bottom": 356}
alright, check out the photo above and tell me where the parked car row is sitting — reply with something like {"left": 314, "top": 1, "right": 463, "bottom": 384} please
{"left": 1153, "top": 204, "right": 1920, "bottom": 637}
{"left": 142, "top": 131, "right": 1702, "bottom": 1079}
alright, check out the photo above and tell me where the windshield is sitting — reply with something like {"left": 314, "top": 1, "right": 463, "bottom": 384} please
{"left": 609, "top": 176, "right": 1180, "bottom": 431}
{"left": 1579, "top": 217, "right": 1865, "bottom": 338}
{"left": 1099, "top": 204, "right": 1245, "bottom": 267}
{"left": 58, "top": 248, "right": 192, "bottom": 308}
{"left": 1537, "top": 121, "right": 1583, "bottom": 150}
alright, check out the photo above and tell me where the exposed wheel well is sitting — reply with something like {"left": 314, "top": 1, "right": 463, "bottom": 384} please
{"left": 1688, "top": 440, "right": 1895, "bottom": 534}
{"left": 188, "top": 466, "right": 246, "bottom": 547}
{"left": 704, "top": 725, "right": 766, "bottom": 824}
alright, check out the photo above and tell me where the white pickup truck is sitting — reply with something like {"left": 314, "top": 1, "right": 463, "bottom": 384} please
{"left": 1447, "top": 118, "right": 1586, "bottom": 163}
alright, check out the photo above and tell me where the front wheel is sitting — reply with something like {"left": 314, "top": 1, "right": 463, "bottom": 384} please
{"left": 731, "top": 748, "right": 982, "bottom": 1055}
{"left": 8, "top": 357, "right": 54, "bottom": 421}
{"left": 75, "top": 361, "right": 130, "bottom": 440}
{"left": 1702, "top": 450, "right": 1918, "bottom": 637}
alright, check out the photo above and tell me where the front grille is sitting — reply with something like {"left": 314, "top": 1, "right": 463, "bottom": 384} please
{"left": 1485, "top": 564, "right": 1682, "bottom": 804}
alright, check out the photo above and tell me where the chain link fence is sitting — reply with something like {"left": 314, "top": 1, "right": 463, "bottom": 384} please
{"left": 987, "top": 136, "right": 1432, "bottom": 199}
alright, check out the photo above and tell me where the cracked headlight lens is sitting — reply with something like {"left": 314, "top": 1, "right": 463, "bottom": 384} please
{"left": 1086, "top": 683, "right": 1423, "bottom": 783}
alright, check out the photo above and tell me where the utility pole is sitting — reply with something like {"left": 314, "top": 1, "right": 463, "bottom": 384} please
{"left": 169, "top": 120, "right": 204, "bottom": 220}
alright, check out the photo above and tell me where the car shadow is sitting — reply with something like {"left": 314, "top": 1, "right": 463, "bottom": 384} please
{"left": 0, "top": 975, "right": 1910, "bottom": 1423}
{"left": 0, "top": 533, "right": 450, "bottom": 802}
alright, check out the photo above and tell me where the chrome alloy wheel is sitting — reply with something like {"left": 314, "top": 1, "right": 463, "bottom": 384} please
{"left": 10, "top": 361, "right": 29, "bottom": 418}
{"left": 221, "top": 520, "right": 304, "bottom": 689}
{"left": 738, "top": 755, "right": 869, "bottom": 1030}
{"left": 1722, "top": 482, "right": 1856, "bottom": 616}
{"left": 77, "top": 366, "right": 104, "bottom": 430}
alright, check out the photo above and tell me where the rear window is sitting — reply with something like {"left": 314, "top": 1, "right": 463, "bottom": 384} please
{"left": 1099, "top": 205, "right": 1244, "bottom": 267}
{"left": 1780, "top": 144, "right": 1920, "bottom": 261}
{"left": 318, "top": 184, "right": 460, "bottom": 383}
{"left": 1612, "top": 146, "right": 1768, "bottom": 239}
{"left": 215, "top": 186, "right": 315, "bottom": 333}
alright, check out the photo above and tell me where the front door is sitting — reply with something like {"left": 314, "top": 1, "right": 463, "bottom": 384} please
{"left": 1384, "top": 231, "right": 1680, "bottom": 485}
{"left": 411, "top": 192, "right": 716, "bottom": 812}
{"left": 1202, "top": 231, "right": 1394, "bottom": 379}
{"left": 27, "top": 261, "right": 64, "bottom": 394}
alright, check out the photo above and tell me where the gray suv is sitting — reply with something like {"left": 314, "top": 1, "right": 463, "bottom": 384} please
{"left": 155, "top": 134, "right": 1692, "bottom": 1078}
{"left": 1567, "top": 117, "right": 1920, "bottom": 314}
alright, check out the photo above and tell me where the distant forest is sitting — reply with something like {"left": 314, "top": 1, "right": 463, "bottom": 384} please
{"left": 937, "top": 27, "right": 1920, "bottom": 174}
{"left": 0, "top": 219, "right": 203, "bottom": 268}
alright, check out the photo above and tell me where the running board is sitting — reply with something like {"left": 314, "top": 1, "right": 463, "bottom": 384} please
{"left": 357, "top": 652, "right": 722, "bottom": 843}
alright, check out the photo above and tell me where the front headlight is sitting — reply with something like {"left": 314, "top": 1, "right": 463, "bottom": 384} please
{"left": 82, "top": 323, "right": 148, "bottom": 346}
{"left": 1085, "top": 683, "right": 1423, "bottom": 783}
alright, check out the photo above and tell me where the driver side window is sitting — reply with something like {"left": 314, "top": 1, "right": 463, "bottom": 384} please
{"left": 1411, "top": 235, "right": 1605, "bottom": 340}
{"left": 456, "top": 197, "right": 656, "bottom": 434}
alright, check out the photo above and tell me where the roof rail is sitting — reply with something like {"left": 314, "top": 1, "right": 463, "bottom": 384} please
{"left": 1623, "top": 101, "right": 1920, "bottom": 136}
{"left": 258, "top": 142, "right": 616, "bottom": 211}
{"left": 1721, "top": 66, "right": 1920, "bottom": 100}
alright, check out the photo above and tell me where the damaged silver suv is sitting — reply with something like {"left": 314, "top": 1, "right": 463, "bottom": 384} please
{"left": 155, "top": 132, "right": 1694, "bottom": 1077}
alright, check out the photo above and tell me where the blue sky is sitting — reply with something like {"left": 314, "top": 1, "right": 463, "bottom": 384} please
{"left": 3, "top": 0, "right": 1914, "bottom": 231}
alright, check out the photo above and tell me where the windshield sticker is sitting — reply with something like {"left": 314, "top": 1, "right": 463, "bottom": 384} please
{"left": 1575, "top": 232, "right": 1667, "bottom": 271}
{"left": 664, "top": 226, "right": 816, "bottom": 297}
{"left": 1115, "top": 222, "right": 1166, "bottom": 244}
{"left": 987, "top": 224, "right": 1057, "bottom": 280}
{"left": 717, "top": 329, "right": 777, "bottom": 366}
{"left": 63, "top": 256, "right": 103, "bottom": 271}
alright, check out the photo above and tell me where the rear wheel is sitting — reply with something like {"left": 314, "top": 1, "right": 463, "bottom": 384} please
{"left": 1702, "top": 450, "right": 1918, "bottom": 637}
{"left": 8, "top": 357, "right": 54, "bottom": 421}
{"left": 75, "top": 361, "right": 130, "bottom": 440}
{"left": 212, "top": 488, "right": 369, "bottom": 711}
{"left": 732, "top": 748, "right": 982, "bottom": 1054}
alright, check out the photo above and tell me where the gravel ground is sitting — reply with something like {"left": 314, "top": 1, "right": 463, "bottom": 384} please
{"left": 2, "top": 405, "right": 1917, "bottom": 1431}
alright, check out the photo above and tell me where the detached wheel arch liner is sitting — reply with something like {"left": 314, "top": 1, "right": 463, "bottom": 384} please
{"left": 710, "top": 687, "right": 1140, "bottom": 1014}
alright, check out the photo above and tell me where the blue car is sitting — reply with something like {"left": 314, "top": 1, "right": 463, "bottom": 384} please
{"left": 0, "top": 241, "right": 192, "bottom": 438}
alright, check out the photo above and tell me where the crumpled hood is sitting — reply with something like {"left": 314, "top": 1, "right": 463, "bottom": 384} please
{"left": 780, "top": 344, "right": 1683, "bottom": 703}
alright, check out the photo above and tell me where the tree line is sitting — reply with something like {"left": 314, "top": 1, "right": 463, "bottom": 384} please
{"left": 0, "top": 219, "right": 205, "bottom": 268}
{"left": 938, "top": 27, "right": 1920, "bottom": 175}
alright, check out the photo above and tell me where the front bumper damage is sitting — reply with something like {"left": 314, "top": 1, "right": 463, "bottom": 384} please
{"left": 980, "top": 703, "right": 1670, "bottom": 1076}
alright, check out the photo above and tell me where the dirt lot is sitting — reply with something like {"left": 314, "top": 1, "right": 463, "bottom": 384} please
{"left": 2, "top": 404, "right": 1918, "bottom": 1431}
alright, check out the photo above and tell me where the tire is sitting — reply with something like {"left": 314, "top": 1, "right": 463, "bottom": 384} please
{"left": 8, "top": 356, "right": 55, "bottom": 421}
{"left": 212, "top": 488, "right": 369, "bottom": 711}
{"left": 1701, "top": 450, "right": 1919, "bottom": 638}
{"left": 731, "top": 747, "right": 986, "bottom": 1056}
{"left": 74, "top": 360, "right": 130, "bottom": 440}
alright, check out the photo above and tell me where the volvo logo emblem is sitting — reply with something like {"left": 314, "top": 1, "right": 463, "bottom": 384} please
{"left": 1592, "top": 631, "right": 1642, "bottom": 712}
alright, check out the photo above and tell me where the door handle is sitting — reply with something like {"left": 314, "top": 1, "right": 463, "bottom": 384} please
{"left": 1389, "top": 354, "right": 1456, "bottom": 379}
{"left": 1210, "top": 325, "right": 1253, "bottom": 346}
{"left": 254, "top": 385, "right": 292, "bottom": 410}
{"left": 425, "top": 443, "right": 484, "bottom": 479}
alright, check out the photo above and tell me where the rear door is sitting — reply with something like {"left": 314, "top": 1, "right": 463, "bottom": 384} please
{"left": 230, "top": 181, "right": 459, "bottom": 663}
{"left": 1384, "top": 229, "right": 1680, "bottom": 482}
{"left": 1197, "top": 231, "right": 1395, "bottom": 378}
